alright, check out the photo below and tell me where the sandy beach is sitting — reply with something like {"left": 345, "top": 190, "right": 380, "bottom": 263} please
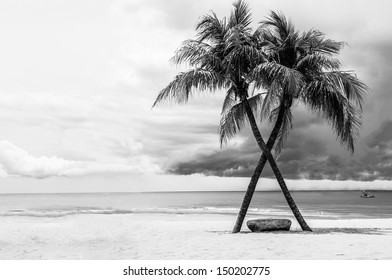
{"left": 0, "top": 213, "right": 391, "bottom": 260}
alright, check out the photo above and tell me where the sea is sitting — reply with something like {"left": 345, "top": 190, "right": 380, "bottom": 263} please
{"left": 0, "top": 191, "right": 391, "bottom": 219}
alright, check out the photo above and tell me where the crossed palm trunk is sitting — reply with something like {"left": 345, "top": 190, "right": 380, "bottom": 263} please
{"left": 232, "top": 98, "right": 312, "bottom": 233}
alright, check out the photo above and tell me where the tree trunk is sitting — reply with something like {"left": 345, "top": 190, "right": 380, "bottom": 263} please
{"left": 240, "top": 99, "right": 312, "bottom": 232}
{"left": 232, "top": 103, "right": 285, "bottom": 233}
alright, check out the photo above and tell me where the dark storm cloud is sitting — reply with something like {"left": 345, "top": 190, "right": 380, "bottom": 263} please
{"left": 169, "top": 129, "right": 329, "bottom": 178}
{"left": 354, "top": 119, "right": 392, "bottom": 180}
{"left": 367, "top": 121, "right": 392, "bottom": 149}
{"left": 169, "top": 136, "right": 260, "bottom": 177}
{"left": 168, "top": 103, "right": 348, "bottom": 179}
{"left": 293, "top": 114, "right": 323, "bottom": 130}
{"left": 283, "top": 118, "right": 392, "bottom": 181}
{"left": 290, "top": 120, "right": 392, "bottom": 181}
{"left": 278, "top": 119, "right": 392, "bottom": 181}
{"left": 273, "top": 132, "right": 331, "bottom": 179}
{"left": 170, "top": 151, "right": 256, "bottom": 177}
{"left": 169, "top": 119, "right": 392, "bottom": 181}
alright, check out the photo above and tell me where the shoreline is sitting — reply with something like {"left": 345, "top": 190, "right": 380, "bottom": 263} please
{"left": 0, "top": 213, "right": 391, "bottom": 259}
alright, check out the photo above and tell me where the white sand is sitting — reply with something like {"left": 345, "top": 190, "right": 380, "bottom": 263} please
{"left": 0, "top": 214, "right": 391, "bottom": 259}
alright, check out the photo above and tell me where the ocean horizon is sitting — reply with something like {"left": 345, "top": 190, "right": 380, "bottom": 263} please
{"left": 1, "top": 190, "right": 391, "bottom": 219}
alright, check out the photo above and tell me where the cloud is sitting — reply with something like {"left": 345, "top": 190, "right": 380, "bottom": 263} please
{"left": 167, "top": 112, "right": 335, "bottom": 179}
{"left": 0, "top": 0, "right": 391, "bottom": 187}
{"left": 168, "top": 135, "right": 259, "bottom": 177}
{"left": 168, "top": 118, "right": 392, "bottom": 181}
{"left": 109, "top": 138, "right": 144, "bottom": 158}
{"left": 366, "top": 120, "right": 392, "bottom": 150}
{"left": 0, "top": 140, "right": 160, "bottom": 179}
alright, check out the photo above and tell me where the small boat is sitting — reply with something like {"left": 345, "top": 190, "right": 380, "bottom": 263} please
{"left": 360, "top": 194, "right": 375, "bottom": 198}
{"left": 360, "top": 191, "right": 375, "bottom": 198}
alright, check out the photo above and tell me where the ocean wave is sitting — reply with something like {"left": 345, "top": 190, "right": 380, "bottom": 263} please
{"left": 0, "top": 206, "right": 341, "bottom": 218}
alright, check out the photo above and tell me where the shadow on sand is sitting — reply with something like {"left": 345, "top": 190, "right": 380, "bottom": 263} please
{"left": 209, "top": 228, "right": 390, "bottom": 235}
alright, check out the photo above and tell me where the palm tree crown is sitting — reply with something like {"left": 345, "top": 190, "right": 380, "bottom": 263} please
{"left": 222, "top": 10, "right": 366, "bottom": 153}
{"left": 153, "top": 1, "right": 263, "bottom": 108}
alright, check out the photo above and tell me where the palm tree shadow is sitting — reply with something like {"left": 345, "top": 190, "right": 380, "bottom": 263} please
{"left": 208, "top": 228, "right": 389, "bottom": 235}
{"left": 306, "top": 228, "right": 387, "bottom": 235}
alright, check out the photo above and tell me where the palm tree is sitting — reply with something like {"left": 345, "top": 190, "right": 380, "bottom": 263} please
{"left": 153, "top": 0, "right": 312, "bottom": 231}
{"left": 228, "top": 11, "right": 367, "bottom": 233}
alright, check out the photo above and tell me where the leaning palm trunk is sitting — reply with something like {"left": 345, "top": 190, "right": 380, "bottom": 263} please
{"left": 232, "top": 103, "right": 285, "bottom": 233}
{"left": 231, "top": 152, "right": 270, "bottom": 233}
{"left": 242, "top": 99, "right": 312, "bottom": 232}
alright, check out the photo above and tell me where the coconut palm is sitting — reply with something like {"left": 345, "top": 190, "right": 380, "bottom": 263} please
{"left": 153, "top": 0, "right": 312, "bottom": 231}
{"left": 228, "top": 11, "right": 367, "bottom": 233}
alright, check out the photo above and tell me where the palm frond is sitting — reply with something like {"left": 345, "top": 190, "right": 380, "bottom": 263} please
{"left": 260, "top": 11, "right": 295, "bottom": 42}
{"left": 224, "top": 23, "right": 253, "bottom": 49}
{"left": 255, "top": 26, "right": 282, "bottom": 55}
{"left": 171, "top": 40, "right": 210, "bottom": 65}
{"left": 334, "top": 71, "right": 367, "bottom": 109}
{"left": 221, "top": 86, "right": 237, "bottom": 114}
{"left": 269, "top": 107, "right": 293, "bottom": 154}
{"left": 196, "top": 12, "right": 227, "bottom": 43}
{"left": 153, "top": 69, "right": 226, "bottom": 107}
{"left": 224, "top": 43, "right": 265, "bottom": 74}
{"left": 252, "top": 62, "right": 304, "bottom": 96}
{"left": 228, "top": 0, "right": 252, "bottom": 29}
{"left": 219, "top": 100, "right": 248, "bottom": 146}
{"left": 219, "top": 92, "right": 264, "bottom": 146}
{"left": 304, "top": 71, "right": 367, "bottom": 109}
{"left": 170, "top": 39, "right": 224, "bottom": 72}
{"left": 342, "top": 103, "right": 362, "bottom": 152}
{"left": 296, "top": 52, "right": 341, "bottom": 72}
{"left": 246, "top": 91, "right": 265, "bottom": 112}
{"left": 260, "top": 82, "right": 280, "bottom": 120}
{"left": 299, "top": 29, "right": 343, "bottom": 55}
{"left": 302, "top": 73, "right": 362, "bottom": 152}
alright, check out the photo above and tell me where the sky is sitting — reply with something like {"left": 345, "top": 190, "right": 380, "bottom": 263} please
{"left": 0, "top": 0, "right": 391, "bottom": 192}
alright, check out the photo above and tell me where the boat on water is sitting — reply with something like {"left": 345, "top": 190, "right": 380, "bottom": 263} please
{"left": 360, "top": 191, "right": 375, "bottom": 198}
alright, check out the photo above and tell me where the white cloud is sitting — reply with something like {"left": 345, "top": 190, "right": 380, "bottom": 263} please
{"left": 0, "top": 140, "right": 160, "bottom": 179}
{"left": 109, "top": 138, "right": 144, "bottom": 157}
